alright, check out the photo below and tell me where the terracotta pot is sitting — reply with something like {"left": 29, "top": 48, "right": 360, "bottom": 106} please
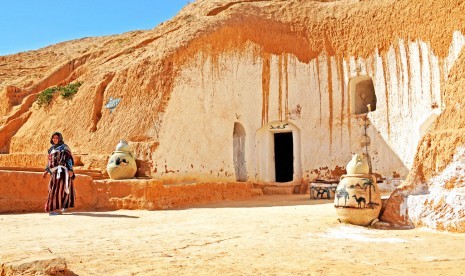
{"left": 106, "top": 141, "right": 137, "bottom": 180}
{"left": 334, "top": 174, "right": 381, "bottom": 226}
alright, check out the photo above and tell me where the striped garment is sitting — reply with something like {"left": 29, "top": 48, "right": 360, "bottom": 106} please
{"left": 44, "top": 144, "right": 76, "bottom": 212}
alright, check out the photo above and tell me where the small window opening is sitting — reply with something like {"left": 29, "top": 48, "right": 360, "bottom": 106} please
{"left": 349, "top": 76, "right": 377, "bottom": 115}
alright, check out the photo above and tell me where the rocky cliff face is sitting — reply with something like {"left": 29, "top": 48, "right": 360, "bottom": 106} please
{"left": 382, "top": 44, "right": 465, "bottom": 232}
{"left": 2, "top": 0, "right": 465, "bottom": 229}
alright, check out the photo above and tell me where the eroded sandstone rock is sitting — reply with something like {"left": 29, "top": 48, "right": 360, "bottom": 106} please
{"left": 0, "top": 256, "right": 72, "bottom": 276}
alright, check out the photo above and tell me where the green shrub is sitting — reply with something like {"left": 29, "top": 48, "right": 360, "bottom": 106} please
{"left": 37, "top": 87, "right": 59, "bottom": 107}
{"left": 60, "top": 82, "right": 82, "bottom": 99}
{"left": 37, "top": 82, "right": 83, "bottom": 107}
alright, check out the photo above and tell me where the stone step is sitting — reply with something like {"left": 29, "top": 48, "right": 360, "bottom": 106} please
{"left": 0, "top": 153, "right": 111, "bottom": 180}
{"left": 0, "top": 166, "right": 108, "bottom": 180}
{"left": 251, "top": 188, "right": 264, "bottom": 196}
{"left": 252, "top": 182, "right": 301, "bottom": 195}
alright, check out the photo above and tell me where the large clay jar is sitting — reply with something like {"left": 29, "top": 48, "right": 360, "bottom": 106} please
{"left": 334, "top": 154, "right": 381, "bottom": 226}
{"left": 106, "top": 140, "right": 137, "bottom": 180}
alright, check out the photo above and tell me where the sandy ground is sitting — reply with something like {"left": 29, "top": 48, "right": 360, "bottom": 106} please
{"left": 1, "top": 195, "right": 465, "bottom": 275}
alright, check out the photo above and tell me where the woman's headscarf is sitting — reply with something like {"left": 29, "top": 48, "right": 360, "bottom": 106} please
{"left": 48, "top": 132, "right": 74, "bottom": 168}
{"left": 49, "top": 132, "right": 64, "bottom": 148}
{"left": 50, "top": 132, "right": 64, "bottom": 145}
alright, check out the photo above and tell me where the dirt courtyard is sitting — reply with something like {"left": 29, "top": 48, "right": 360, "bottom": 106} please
{"left": 1, "top": 195, "right": 465, "bottom": 275}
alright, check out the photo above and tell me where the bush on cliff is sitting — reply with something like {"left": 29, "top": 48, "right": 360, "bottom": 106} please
{"left": 37, "top": 82, "right": 82, "bottom": 107}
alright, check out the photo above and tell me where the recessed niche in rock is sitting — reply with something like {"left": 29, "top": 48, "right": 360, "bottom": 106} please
{"left": 349, "top": 76, "right": 377, "bottom": 115}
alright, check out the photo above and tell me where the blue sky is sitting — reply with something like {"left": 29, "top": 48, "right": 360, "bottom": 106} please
{"left": 0, "top": 1, "right": 190, "bottom": 56}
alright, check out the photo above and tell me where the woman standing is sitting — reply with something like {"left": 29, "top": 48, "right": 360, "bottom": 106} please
{"left": 43, "top": 132, "right": 76, "bottom": 215}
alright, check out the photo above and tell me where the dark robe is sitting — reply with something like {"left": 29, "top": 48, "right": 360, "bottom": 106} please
{"left": 44, "top": 143, "right": 76, "bottom": 212}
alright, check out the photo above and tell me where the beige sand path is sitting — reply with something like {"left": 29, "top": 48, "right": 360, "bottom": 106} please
{"left": 1, "top": 195, "right": 465, "bottom": 275}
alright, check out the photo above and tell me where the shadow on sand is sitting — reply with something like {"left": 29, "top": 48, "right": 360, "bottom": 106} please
{"left": 179, "top": 194, "right": 335, "bottom": 209}
{"left": 66, "top": 212, "right": 139, "bottom": 219}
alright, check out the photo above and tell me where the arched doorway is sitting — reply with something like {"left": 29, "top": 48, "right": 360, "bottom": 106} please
{"left": 256, "top": 121, "right": 302, "bottom": 183}
{"left": 233, "top": 122, "right": 247, "bottom": 181}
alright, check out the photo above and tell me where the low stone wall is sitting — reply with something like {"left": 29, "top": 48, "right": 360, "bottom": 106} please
{"left": 0, "top": 153, "right": 46, "bottom": 169}
{"left": 0, "top": 170, "right": 256, "bottom": 213}
{"left": 93, "top": 179, "right": 256, "bottom": 210}
{"left": 0, "top": 170, "right": 96, "bottom": 213}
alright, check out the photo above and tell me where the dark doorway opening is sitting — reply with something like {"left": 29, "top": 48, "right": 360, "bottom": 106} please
{"left": 274, "top": 132, "right": 293, "bottom": 182}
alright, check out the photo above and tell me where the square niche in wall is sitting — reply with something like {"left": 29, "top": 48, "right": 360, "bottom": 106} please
{"left": 349, "top": 76, "right": 377, "bottom": 115}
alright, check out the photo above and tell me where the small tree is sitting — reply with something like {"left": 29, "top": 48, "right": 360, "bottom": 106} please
{"left": 363, "top": 178, "right": 375, "bottom": 203}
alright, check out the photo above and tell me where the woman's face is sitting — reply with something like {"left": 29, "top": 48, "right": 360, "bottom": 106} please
{"left": 52, "top": 135, "right": 60, "bottom": 145}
